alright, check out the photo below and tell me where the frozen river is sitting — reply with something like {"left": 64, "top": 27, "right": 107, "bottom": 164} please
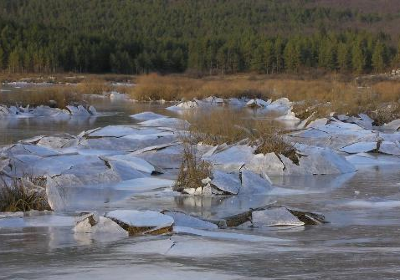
{"left": 1, "top": 85, "right": 400, "bottom": 279}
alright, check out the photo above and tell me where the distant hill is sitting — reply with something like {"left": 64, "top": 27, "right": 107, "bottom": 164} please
{"left": 0, "top": 0, "right": 399, "bottom": 74}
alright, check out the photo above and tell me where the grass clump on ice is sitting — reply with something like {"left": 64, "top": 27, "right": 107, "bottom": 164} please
{"left": 173, "top": 143, "right": 212, "bottom": 192}
{"left": 0, "top": 176, "right": 50, "bottom": 212}
{"left": 183, "top": 109, "right": 299, "bottom": 164}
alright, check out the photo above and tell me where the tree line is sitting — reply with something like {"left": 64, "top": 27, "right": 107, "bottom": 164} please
{"left": 0, "top": 0, "right": 399, "bottom": 75}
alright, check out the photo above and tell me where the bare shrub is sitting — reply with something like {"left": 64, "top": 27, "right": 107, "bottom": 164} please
{"left": 0, "top": 175, "right": 50, "bottom": 212}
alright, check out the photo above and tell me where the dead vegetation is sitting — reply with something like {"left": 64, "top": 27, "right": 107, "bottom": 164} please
{"left": 0, "top": 77, "right": 132, "bottom": 108}
{"left": 184, "top": 109, "right": 299, "bottom": 163}
{"left": 0, "top": 175, "right": 50, "bottom": 212}
{"left": 0, "top": 86, "right": 84, "bottom": 108}
{"left": 173, "top": 143, "right": 213, "bottom": 192}
{"left": 75, "top": 78, "right": 112, "bottom": 95}
{"left": 131, "top": 73, "right": 400, "bottom": 123}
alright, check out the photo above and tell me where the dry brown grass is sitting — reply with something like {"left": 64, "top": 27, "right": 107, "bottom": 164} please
{"left": 0, "top": 175, "right": 50, "bottom": 212}
{"left": 0, "top": 76, "right": 134, "bottom": 108}
{"left": 184, "top": 109, "right": 298, "bottom": 162}
{"left": 174, "top": 143, "right": 213, "bottom": 192}
{"left": 0, "top": 85, "right": 83, "bottom": 108}
{"left": 132, "top": 73, "right": 400, "bottom": 123}
{"left": 76, "top": 78, "right": 112, "bottom": 95}
{"left": 0, "top": 73, "right": 134, "bottom": 84}
{"left": 130, "top": 73, "right": 265, "bottom": 101}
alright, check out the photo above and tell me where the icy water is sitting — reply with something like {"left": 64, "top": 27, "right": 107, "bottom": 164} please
{"left": 0, "top": 84, "right": 178, "bottom": 145}
{"left": 1, "top": 85, "right": 400, "bottom": 279}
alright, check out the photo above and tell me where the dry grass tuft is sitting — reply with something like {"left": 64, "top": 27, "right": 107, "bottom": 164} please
{"left": 184, "top": 109, "right": 299, "bottom": 163}
{"left": 0, "top": 175, "right": 50, "bottom": 212}
{"left": 76, "top": 78, "right": 112, "bottom": 95}
{"left": 174, "top": 143, "right": 213, "bottom": 192}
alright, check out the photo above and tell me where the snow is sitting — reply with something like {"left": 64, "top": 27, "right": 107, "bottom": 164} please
{"left": 106, "top": 210, "right": 174, "bottom": 228}
{"left": 74, "top": 214, "right": 128, "bottom": 236}
{"left": 169, "top": 100, "right": 199, "bottom": 111}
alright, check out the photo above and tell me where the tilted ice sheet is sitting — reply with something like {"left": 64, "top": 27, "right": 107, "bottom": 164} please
{"left": 106, "top": 210, "right": 174, "bottom": 228}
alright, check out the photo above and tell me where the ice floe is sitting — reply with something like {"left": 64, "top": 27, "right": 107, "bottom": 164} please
{"left": 0, "top": 104, "right": 97, "bottom": 119}
{"left": 130, "top": 111, "right": 168, "bottom": 121}
{"left": 106, "top": 210, "right": 174, "bottom": 235}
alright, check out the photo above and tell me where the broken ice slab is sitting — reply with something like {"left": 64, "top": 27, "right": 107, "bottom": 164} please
{"left": 340, "top": 142, "right": 377, "bottom": 154}
{"left": 252, "top": 207, "right": 305, "bottom": 227}
{"left": 162, "top": 210, "right": 218, "bottom": 230}
{"left": 210, "top": 170, "right": 241, "bottom": 195}
{"left": 130, "top": 111, "right": 169, "bottom": 121}
{"left": 138, "top": 117, "right": 190, "bottom": 129}
{"left": 106, "top": 210, "right": 174, "bottom": 235}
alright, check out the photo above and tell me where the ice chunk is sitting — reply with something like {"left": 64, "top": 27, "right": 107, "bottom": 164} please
{"left": 173, "top": 226, "right": 285, "bottom": 242}
{"left": 383, "top": 119, "right": 400, "bottom": 131}
{"left": 166, "top": 100, "right": 199, "bottom": 111}
{"left": 103, "top": 155, "right": 155, "bottom": 174}
{"left": 252, "top": 207, "right": 304, "bottom": 227}
{"left": 340, "top": 142, "right": 377, "bottom": 154}
{"left": 162, "top": 211, "right": 218, "bottom": 230}
{"left": 246, "top": 98, "right": 271, "bottom": 108}
{"left": 74, "top": 213, "right": 128, "bottom": 236}
{"left": 207, "top": 145, "right": 255, "bottom": 171}
{"left": 246, "top": 152, "right": 285, "bottom": 176}
{"left": 239, "top": 170, "right": 272, "bottom": 194}
{"left": 112, "top": 177, "right": 174, "bottom": 192}
{"left": 66, "top": 105, "right": 91, "bottom": 116}
{"left": 106, "top": 210, "right": 174, "bottom": 235}
{"left": 87, "top": 125, "right": 140, "bottom": 137}
{"left": 46, "top": 177, "right": 67, "bottom": 211}
{"left": 130, "top": 111, "right": 167, "bottom": 121}
{"left": 267, "top": 98, "right": 292, "bottom": 114}
{"left": 283, "top": 145, "right": 356, "bottom": 175}
{"left": 138, "top": 117, "right": 189, "bottom": 129}
{"left": 379, "top": 141, "right": 400, "bottom": 156}
{"left": 211, "top": 170, "right": 241, "bottom": 195}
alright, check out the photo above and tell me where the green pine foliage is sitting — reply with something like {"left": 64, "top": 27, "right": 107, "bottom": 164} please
{"left": 0, "top": 0, "right": 399, "bottom": 74}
